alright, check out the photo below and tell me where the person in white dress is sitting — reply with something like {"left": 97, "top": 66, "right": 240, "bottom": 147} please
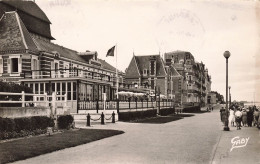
{"left": 229, "top": 109, "right": 235, "bottom": 127}
{"left": 235, "top": 108, "right": 243, "bottom": 130}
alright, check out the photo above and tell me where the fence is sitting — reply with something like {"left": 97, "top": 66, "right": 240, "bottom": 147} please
{"left": 78, "top": 99, "right": 174, "bottom": 113}
{"left": 0, "top": 92, "right": 68, "bottom": 116}
{"left": 0, "top": 91, "right": 48, "bottom": 107}
{"left": 23, "top": 68, "right": 111, "bottom": 82}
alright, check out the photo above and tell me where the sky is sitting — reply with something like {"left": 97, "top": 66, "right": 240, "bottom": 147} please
{"left": 36, "top": 0, "right": 260, "bottom": 102}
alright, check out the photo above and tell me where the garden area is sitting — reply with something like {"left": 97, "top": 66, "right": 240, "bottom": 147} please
{"left": 118, "top": 107, "right": 195, "bottom": 124}
{"left": 118, "top": 108, "right": 176, "bottom": 122}
{"left": 0, "top": 113, "right": 124, "bottom": 164}
{"left": 132, "top": 113, "right": 194, "bottom": 124}
{"left": 0, "top": 129, "right": 124, "bottom": 164}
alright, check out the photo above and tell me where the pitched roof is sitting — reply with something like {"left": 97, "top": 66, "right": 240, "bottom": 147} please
{"left": 1, "top": 1, "right": 51, "bottom": 23}
{"left": 33, "top": 37, "right": 85, "bottom": 63}
{"left": 125, "top": 56, "right": 140, "bottom": 78}
{"left": 0, "top": 11, "right": 38, "bottom": 53}
{"left": 0, "top": 1, "right": 54, "bottom": 40}
{"left": 34, "top": 38, "right": 122, "bottom": 73}
{"left": 165, "top": 51, "right": 194, "bottom": 61}
{"left": 134, "top": 55, "right": 166, "bottom": 77}
{"left": 98, "top": 59, "right": 123, "bottom": 73}
{"left": 171, "top": 67, "right": 181, "bottom": 76}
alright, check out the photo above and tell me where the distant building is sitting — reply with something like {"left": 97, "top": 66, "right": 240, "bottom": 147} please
{"left": 164, "top": 51, "right": 212, "bottom": 105}
{"left": 208, "top": 92, "right": 217, "bottom": 104}
{"left": 125, "top": 55, "right": 179, "bottom": 100}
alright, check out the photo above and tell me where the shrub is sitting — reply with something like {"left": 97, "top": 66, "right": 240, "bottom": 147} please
{"left": 182, "top": 106, "right": 201, "bottom": 113}
{"left": 118, "top": 109, "right": 157, "bottom": 121}
{"left": 14, "top": 117, "right": 31, "bottom": 132}
{"left": 57, "top": 115, "right": 74, "bottom": 129}
{"left": 30, "top": 116, "right": 54, "bottom": 130}
{"left": 0, "top": 116, "right": 54, "bottom": 140}
{"left": 160, "top": 108, "right": 175, "bottom": 116}
{"left": 2, "top": 118, "right": 16, "bottom": 132}
{"left": 0, "top": 116, "right": 54, "bottom": 133}
{"left": 0, "top": 129, "right": 47, "bottom": 140}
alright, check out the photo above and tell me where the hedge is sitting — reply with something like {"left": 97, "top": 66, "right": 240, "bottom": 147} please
{"left": 0, "top": 116, "right": 54, "bottom": 140}
{"left": 118, "top": 109, "right": 157, "bottom": 121}
{"left": 57, "top": 115, "right": 74, "bottom": 129}
{"left": 160, "top": 108, "right": 175, "bottom": 116}
{"left": 182, "top": 106, "right": 201, "bottom": 113}
{"left": 0, "top": 116, "right": 54, "bottom": 133}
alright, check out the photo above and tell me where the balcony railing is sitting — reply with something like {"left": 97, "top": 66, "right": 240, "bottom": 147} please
{"left": 23, "top": 68, "right": 112, "bottom": 82}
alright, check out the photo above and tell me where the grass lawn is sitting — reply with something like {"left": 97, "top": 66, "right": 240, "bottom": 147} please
{"left": 0, "top": 129, "right": 124, "bottom": 164}
{"left": 183, "top": 111, "right": 208, "bottom": 114}
{"left": 132, "top": 114, "right": 195, "bottom": 124}
{"left": 172, "top": 114, "right": 194, "bottom": 117}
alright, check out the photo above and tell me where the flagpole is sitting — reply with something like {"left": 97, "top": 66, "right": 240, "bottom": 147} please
{"left": 116, "top": 44, "right": 119, "bottom": 100}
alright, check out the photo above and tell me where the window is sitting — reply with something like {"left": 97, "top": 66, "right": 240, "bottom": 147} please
{"left": 32, "top": 59, "right": 38, "bottom": 70}
{"left": 55, "top": 63, "right": 59, "bottom": 71}
{"left": 151, "top": 79, "right": 154, "bottom": 89}
{"left": 86, "top": 84, "right": 93, "bottom": 101}
{"left": 150, "top": 61, "right": 155, "bottom": 75}
{"left": 40, "top": 83, "right": 44, "bottom": 94}
{"left": 45, "top": 83, "right": 50, "bottom": 94}
{"left": 143, "top": 69, "right": 147, "bottom": 76}
{"left": 67, "top": 82, "right": 71, "bottom": 100}
{"left": 73, "top": 82, "right": 76, "bottom": 100}
{"left": 11, "top": 58, "right": 18, "bottom": 73}
{"left": 35, "top": 83, "right": 39, "bottom": 94}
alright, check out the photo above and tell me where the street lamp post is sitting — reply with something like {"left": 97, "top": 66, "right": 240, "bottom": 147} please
{"left": 224, "top": 51, "right": 230, "bottom": 131}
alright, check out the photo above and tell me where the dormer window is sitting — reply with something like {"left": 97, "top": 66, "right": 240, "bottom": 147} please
{"left": 52, "top": 51, "right": 60, "bottom": 59}
{"left": 143, "top": 69, "right": 148, "bottom": 76}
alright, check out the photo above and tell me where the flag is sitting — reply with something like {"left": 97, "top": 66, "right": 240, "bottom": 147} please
{"left": 106, "top": 46, "right": 115, "bottom": 57}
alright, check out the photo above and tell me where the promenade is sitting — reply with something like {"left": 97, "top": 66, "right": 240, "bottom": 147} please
{"left": 13, "top": 105, "right": 260, "bottom": 164}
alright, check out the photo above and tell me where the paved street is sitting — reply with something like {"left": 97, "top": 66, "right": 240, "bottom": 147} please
{"left": 13, "top": 105, "right": 259, "bottom": 164}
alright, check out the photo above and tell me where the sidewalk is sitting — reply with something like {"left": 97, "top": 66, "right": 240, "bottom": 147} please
{"left": 14, "top": 107, "right": 222, "bottom": 164}
{"left": 212, "top": 122, "right": 260, "bottom": 164}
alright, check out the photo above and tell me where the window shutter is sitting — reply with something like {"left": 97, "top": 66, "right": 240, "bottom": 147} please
{"left": 37, "top": 60, "right": 40, "bottom": 70}
{"left": 0, "top": 59, "right": 2, "bottom": 73}
{"left": 7, "top": 58, "right": 11, "bottom": 73}
{"left": 31, "top": 59, "right": 35, "bottom": 70}
{"left": 51, "top": 61, "right": 54, "bottom": 69}
{"left": 18, "top": 58, "right": 22, "bottom": 72}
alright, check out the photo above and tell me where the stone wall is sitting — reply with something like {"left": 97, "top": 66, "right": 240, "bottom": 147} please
{"left": 0, "top": 106, "right": 51, "bottom": 118}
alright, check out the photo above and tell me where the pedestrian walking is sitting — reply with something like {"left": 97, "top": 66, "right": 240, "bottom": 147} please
{"left": 253, "top": 108, "right": 259, "bottom": 126}
{"left": 220, "top": 107, "right": 225, "bottom": 125}
{"left": 228, "top": 108, "right": 235, "bottom": 127}
{"left": 247, "top": 107, "right": 253, "bottom": 127}
{"left": 235, "top": 108, "right": 242, "bottom": 130}
{"left": 242, "top": 108, "right": 247, "bottom": 127}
